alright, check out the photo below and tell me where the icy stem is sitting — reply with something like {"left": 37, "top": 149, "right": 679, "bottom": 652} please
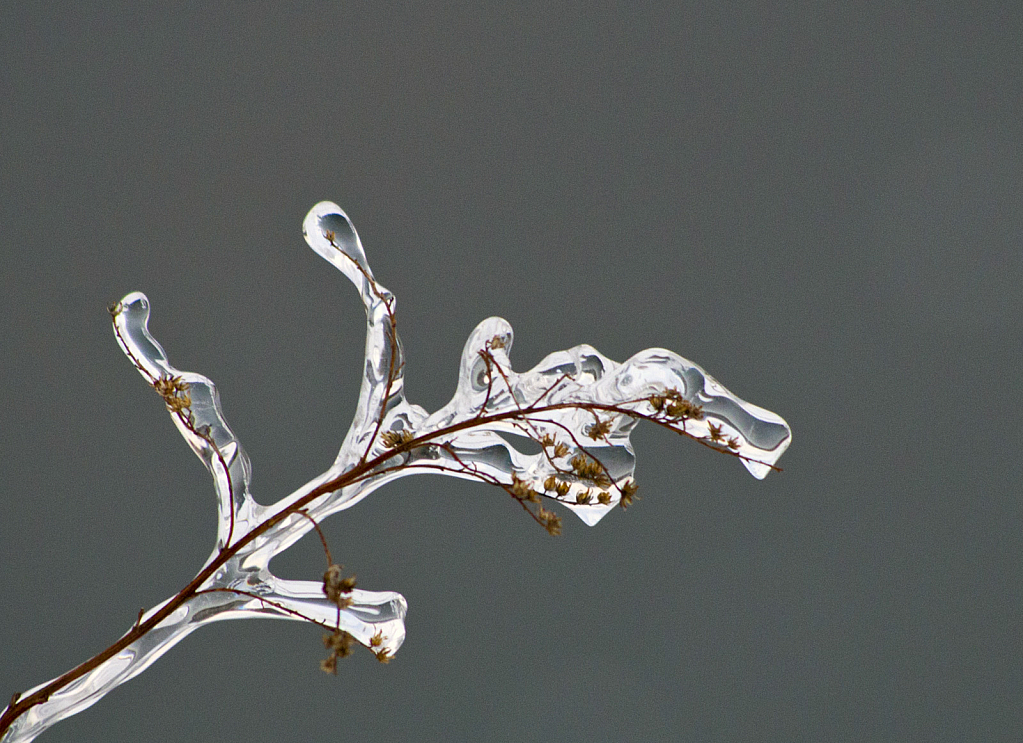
{"left": 1, "top": 201, "right": 789, "bottom": 742}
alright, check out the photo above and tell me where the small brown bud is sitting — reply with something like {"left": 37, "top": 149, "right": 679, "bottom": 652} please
{"left": 619, "top": 480, "right": 639, "bottom": 508}
{"left": 382, "top": 429, "right": 414, "bottom": 449}
{"left": 585, "top": 417, "right": 613, "bottom": 440}
{"left": 537, "top": 506, "right": 562, "bottom": 536}
{"left": 510, "top": 473, "right": 538, "bottom": 502}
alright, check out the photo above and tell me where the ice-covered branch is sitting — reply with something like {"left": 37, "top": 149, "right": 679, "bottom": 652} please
{"left": 1, "top": 202, "right": 790, "bottom": 742}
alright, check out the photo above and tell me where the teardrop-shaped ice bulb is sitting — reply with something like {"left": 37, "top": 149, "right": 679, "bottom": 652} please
{"left": 303, "top": 201, "right": 375, "bottom": 301}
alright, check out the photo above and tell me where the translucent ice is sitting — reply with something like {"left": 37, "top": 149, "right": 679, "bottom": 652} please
{"left": 1, "top": 202, "right": 790, "bottom": 742}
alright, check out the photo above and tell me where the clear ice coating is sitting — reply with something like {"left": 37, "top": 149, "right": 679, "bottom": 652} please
{"left": 1, "top": 202, "right": 790, "bottom": 742}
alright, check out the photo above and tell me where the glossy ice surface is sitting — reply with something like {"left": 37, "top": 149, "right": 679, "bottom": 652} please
{"left": 2, "top": 202, "right": 789, "bottom": 742}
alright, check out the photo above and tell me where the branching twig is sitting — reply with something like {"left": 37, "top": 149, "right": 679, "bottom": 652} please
{"left": 0, "top": 203, "right": 790, "bottom": 742}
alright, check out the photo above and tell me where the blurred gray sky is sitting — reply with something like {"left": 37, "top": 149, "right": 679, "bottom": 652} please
{"left": 2, "top": 3, "right": 1021, "bottom": 741}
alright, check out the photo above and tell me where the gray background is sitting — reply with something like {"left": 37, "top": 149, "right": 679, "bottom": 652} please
{"left": 2, "top": 3, "right": 1021, "bottom": 741}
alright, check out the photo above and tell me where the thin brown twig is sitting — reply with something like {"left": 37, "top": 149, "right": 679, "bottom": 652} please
{"left": 296, "top": 509, "right": 334, "bottom": 567}
{"left": 113, "top": 327, "right": 240, "bottom": 548}
{"left": 195, "top": 588, "right": 336, "bottom": 628}
{"left": 323, "top": 231, "right": 403, "bottom": 467}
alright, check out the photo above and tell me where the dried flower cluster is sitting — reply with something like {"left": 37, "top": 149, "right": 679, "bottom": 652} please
{"left": 153, "top": 374, "right": 192, "bottom": 414}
